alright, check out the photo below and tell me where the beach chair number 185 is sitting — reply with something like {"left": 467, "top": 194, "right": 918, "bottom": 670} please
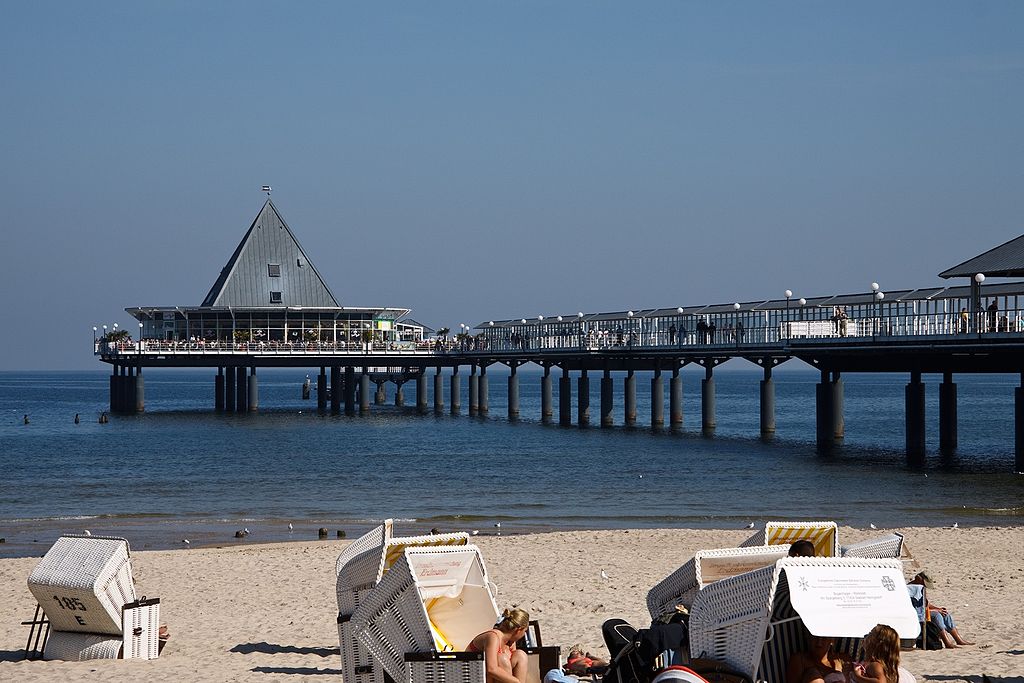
{"left": 52, "top": 595, "right": 88, "bottom": 611}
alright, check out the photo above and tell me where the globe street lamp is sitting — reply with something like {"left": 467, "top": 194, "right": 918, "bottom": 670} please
{"left": 784, "top": 290, "right": 793, "bottom": 340}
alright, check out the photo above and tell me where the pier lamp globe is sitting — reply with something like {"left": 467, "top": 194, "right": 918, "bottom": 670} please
{"left": 489, "top": 321, "right": 494, "bottom": 326}
{"left": 733, "top": 303, "right": 740, "bottom": 310}
{"left": 677, "top": 307, "right": 684, "bottom": 314}
{"left": 975, "top": 273, "right": 986, "bottom": 284}
{"left": 871, "top": 282, "right": 880, "bottom": 292}
{"left": 785, "top": 290, "right": 793, "bottom": 299}
{"left": 538, "top": 316, "right": 544, "bottom": 321}
{"left": 628, "top": 311, "right": 634, "bottom": 317}
{"left": 875, "top": 291, "right": 884, "bottom": 301}
{"left": 577, "top": 312, "right": 584, "bottom": 318}
{"left": 557, "top": 316, "right": 563, "bottom": 322}
{"left": 799, "top": 298, "right": 806, "bottom": 306}
{"left": 521, "top": 319, "right": 526, "bottom": 324}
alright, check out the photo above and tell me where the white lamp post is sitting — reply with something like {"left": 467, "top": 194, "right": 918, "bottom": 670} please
{"left": 784, "top": 290, "right": 793, "bottom": 340}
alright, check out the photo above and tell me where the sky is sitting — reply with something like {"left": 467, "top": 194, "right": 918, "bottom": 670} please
{"left": 1, "top": 2, "right": 1022, "bottom": 370}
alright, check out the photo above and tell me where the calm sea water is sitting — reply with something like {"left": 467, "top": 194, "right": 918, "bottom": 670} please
{"left": 0, "top": 368, "right": 1021, "bottom": 557}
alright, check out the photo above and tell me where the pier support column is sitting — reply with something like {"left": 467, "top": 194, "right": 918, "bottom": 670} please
{"left": 450, "top": 367, "right": 461, "bottom": 415}
{"left": 601, "top": 370, "right": 614, "bottom": 427}
{"left": 317, "top": 367, "right": 327, "bottom": 412}
{"left": 375, "top": 382, "right": 386, "bottom": 405}
{"left": 236, "top": 366, "right": 248, "bottom": 413}
{"left": 344, "top": 366, "right": 356, "bottom": 415}
{"left": 559, "top": 368, "right": 572, "bottom": 426}
{"left": 1015, "top": 374, "right": 1024, "bottom": 473}
{"left": 624, "top": 370, "right": 637, "bottom": 426}
{"left": 939, "top": 372, "right": 958, "bottom": 455}
{"left": 670, "top": 367, "right": 683, "bottom": 428}
{"left": 832, "top": 371, "right": 844, "bottom": 439}
{"left": 225, "top": 365, "right": 236, "bottom": 412}
{"left": 394, "top": 381, "right": 405, "bottom": 406}
{"left": 906, "top": 371, "right": 926, "bottom": 467}
{"left": 701, "top": 365, "right": 716, "bottom": 432}
{"left": 651, "top": 369, "right": 664, "bottom": 428}
{"left": 126, "top": 367, "right": 138, "bottom": 413}
{"left": 247, "top": 367, "right": 258, "bottom": 412}
{"left": 578, "top": 370, "right": 590, "bottom": 427}
{"left": 479, "top": 366, "right": 489, "bottom": 414}
{"left": 417, "top": 372, "right": 428, "bottom": 413}
{"left": 215, "top": 367, "right": 225, "bottom": 412}
{"left": 468, "top": 365, "right": 479, "bottom": 415}
{"left": 109, "top": 367, "right": 118, "bottom": 413}
{"left": 760, "top": 366, "right": 775, "bottom": 435}
{"left": 330, "top": 366, "right": 342, "bottom": 414}
{"left": 434, "top": 367, "right": 444, "bottom": 412}
{"left": 508, "top": 365, "right": 520, "bottom": 419}
{"left": 541, "top": 366, "right": 553, "bottom": 422}
{"left": 360, "top": 370, "right": 371, "bottom": 413}
{"left": 815, "top": 369, "right": 834, "bottom": 451}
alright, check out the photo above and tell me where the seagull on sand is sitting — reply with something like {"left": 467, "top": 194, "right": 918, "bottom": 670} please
{"left": 600, "top": 570, "right": 609, "bottom": 581}
{"left": 471, "top": 530, "right": 479, "bottom": 536}
{"left": 870, "top": 523, "right": 877, "bottom": 530}
{"left": 746, "top": 522, "right": 755, "bottom": 529}
{"left": 182, "top": 539, "right": 190, "bottom": 545}
{"left": 952, "top": 522, "right": 959, "bottom": 529}
{"left": 288, "top": 523, "right": 294, "bottom": 531}
{"left": 83, "top": 530, "right": 91, "bottom": 536}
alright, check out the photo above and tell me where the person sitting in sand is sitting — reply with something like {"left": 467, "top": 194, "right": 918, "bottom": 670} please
{"left": 469, "top": 608, "right": 530, "bottom": 683}
{"left": 564, "top": 643, "right": 609, "bottom": 675}
{"left": 908, "top": 571, "right": 975, "bottom": 648}
{"left": 789, "top": 540, "right": 816, "bottom": 557}
{"left": 786, "top": 634, "right": 848, "bottom": 683}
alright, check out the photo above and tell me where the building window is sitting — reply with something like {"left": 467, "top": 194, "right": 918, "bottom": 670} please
{"left": 270, "top": 291, "right": 283, "bottom": 303}
{"left": 268, "top": 264, "right": 281, "bottom": 277}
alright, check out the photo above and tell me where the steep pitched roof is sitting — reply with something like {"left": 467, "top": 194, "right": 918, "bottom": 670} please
{"left": 939, "top": 233, "right": 1024, "bottom": 279}
{"left": 201, "top": 200, "right": 340, "bottom": 307}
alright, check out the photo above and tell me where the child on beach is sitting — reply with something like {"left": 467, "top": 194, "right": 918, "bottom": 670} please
{"left": 468, "top": 608, "right": 530, "bottom": 683}
{"left": 845, "top": 624, "right": 904, "bottom": 683}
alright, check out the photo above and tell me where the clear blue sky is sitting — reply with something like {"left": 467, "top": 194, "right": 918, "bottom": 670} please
{"left": 2, "top": 2, "right": 1022, "bottom": 369}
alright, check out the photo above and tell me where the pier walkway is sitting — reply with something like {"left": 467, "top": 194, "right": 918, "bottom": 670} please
{"left": 98, "top": 280, "right": 1024, "bottom": 472}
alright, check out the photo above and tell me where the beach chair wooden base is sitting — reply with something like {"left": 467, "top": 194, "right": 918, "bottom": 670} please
{"left": 406, "top": 651, "right": 486, "bottom": 683}
{"left": 21, "top": 603, "right": 50, "bottom": 660}
{"left": 339, "top": 614, "right": 389, "bottom": 683}
{"left": 36, "top": 598, "right": 161, "bottom": 661}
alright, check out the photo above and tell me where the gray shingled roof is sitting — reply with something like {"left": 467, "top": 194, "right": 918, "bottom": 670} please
{"left": 201, "top": 200, "right": 339, "bottom": 307}
{"left": 939, "top": 234, "right": 1024, "bottom": 279}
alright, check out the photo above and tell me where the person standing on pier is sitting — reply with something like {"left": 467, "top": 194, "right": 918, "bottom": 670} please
{"left": 987, "top": 299, "right": 998, "bottom": 332}
{"left": 959, "top": 307, "right": 969, "bottom": 333}
{"left": 669, "top": 323, "right": 677, "bottom": 345}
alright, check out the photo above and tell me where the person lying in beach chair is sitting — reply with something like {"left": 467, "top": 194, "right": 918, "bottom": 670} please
{"left": 25, "top": 534, "right": 164, "bottom": 661}
{"left": 563, "top": 643, "right": 609, "bottom": 677}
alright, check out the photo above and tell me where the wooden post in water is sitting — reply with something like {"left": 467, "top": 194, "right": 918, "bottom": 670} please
{"left": 815, "top": 368, "right": 833, "bottom": 451}
{"left": 468, "top": 364, "right": 478, "bottom": 415}
{"left": 330, "top": 366, "right": 341, "bottom": 414}
{"left": 541, "top": 365, "right": 553, "bottom": 422}
{"left": 508, "top": 363, "right": 520, "bottom": 419}
{"left": 578, "top": 369, "right": 590, "bottom": 427}
{"left": 450, "top": 366, "right": 461, "bottom": 415}
{"left": 215, "top": 367, "right": 225, "bottom": 412}
{"left": 434, "top": 366, "right": 444, "bottom": 412}
{"left": 939, "top": 372, "right": 957, "bottom": 455}
{"left": 225, "top": 364, "right": 236, "bottom": 412}
{"left": 317, "top": 367, "right": 327, "bottom": 412}
{"left": 479, "top": 365, "right": 489, "bottom": 414}
{"left": 344, "top": 366, "right": 356, "bottom": 415}
{"left": 905, "top": 371, "right": 926, "bottom": 467}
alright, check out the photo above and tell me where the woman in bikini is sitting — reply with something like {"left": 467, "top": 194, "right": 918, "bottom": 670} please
{"left": 786, "top": 634, "right": 849, "bottom": 683}
{"left": 468, "top": 608, "right": 531, "bottom": 683}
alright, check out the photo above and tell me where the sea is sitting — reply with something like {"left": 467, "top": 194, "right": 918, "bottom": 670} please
{"left": 0, "top": 368, "right": 1021, "bottom": 558}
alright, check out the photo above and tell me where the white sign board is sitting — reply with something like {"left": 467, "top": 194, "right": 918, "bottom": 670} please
{"left": 785, "top": 565, "right": 920, "bottom": 638}
{"left": 410, "top": 552, "right": 478, "bottom": 599}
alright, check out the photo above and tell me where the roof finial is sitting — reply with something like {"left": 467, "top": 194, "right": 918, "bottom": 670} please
{"left": 261, "top": 185, "right": 272, "bottom": 197}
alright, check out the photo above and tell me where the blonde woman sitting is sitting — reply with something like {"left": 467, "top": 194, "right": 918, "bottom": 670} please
{"left": 468, "top": 608, "right": 531, "bottom": 683}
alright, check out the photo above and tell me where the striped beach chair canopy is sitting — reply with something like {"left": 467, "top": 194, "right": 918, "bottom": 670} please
{"left": 740, "top": 521, "right": 840, "bottom": 557}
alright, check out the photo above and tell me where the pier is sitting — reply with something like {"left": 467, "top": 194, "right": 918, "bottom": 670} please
{"left": 96, "top": 199, "right": 1024, "bottom": 472}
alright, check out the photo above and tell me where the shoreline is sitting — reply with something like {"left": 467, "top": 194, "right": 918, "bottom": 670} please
{"left": 1, "top": 526, "right": 1018, "bottom": 682}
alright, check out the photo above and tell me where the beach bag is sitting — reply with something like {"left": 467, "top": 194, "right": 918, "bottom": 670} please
{"left": 925, "top": 621, "right": 945, "bottom": 650}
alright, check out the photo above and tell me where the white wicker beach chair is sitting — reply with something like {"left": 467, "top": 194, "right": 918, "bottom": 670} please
{"left": 336, "top": 522, "right": 470, "bottom": 683}
{"left": 840, "top": 532, "right": 904, "bottom": 559}
{"left": 647, "top": 545, "right": 790, "bottom": 620}
{"left": 739, "top": 521, "right": 840, "bottom": 557}
{"left": 689, "top": 557, "right": 919, "bottom": 683}
{"left": 26, "top": 535, "right": 160, "bottom": 661}
{"left": 352, "top": 545, "right": 499, "bottom": 683}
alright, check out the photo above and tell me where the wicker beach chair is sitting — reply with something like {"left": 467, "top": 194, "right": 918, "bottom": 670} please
{"left": 688, "top": 557, "right": 919, "bottom": 683}
{"left": 739, "top": 521, "right": 840, "bottom": 557}
{"left": 336, "top": 521, "right": 470, "bottom": 683}
{"left": 840, "top": 532, "right": 904, "bottom": 559}
{"left": 25, "top": 535, "right": 160, "bottom": 661}
{"left": 353, "top": 545, "right": 499, "bottom": 683}
{"left": 647, "top": 545, "right": 790, "bottom": 620}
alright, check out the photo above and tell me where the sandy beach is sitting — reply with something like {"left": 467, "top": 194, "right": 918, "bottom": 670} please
{"left": 0, "top": 526, "right": 1019, "bottom": 682}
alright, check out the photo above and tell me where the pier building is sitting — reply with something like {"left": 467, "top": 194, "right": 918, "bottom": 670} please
{"left": 96, "top": 201, "right": 1024, "bottom": 471}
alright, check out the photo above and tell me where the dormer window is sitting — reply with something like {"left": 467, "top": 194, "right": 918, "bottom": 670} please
{"left": 268, "top": 264, "right": 281, "bottom": 277}
{"left": 270, "top": 291, "right": 283, "bottom": 303}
